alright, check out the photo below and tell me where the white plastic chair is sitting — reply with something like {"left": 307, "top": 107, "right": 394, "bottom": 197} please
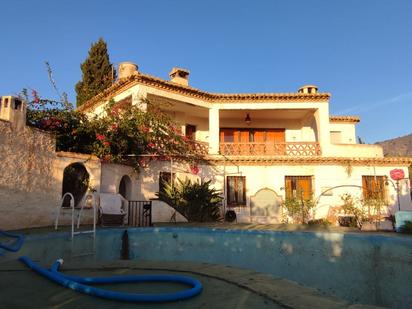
{"left": 99, "top": 193, "right": 128, "bottom": 226}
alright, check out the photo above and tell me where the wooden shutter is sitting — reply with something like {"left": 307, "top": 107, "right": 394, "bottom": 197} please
{"left": 297, "top": 177, "right": 312, "bottom": 200}
{"left": 285, "top": 177, "right": 293, "bottom": 200}
{"left": 362, "top": 176, "right": 385, "bottom": 200}
{"left": 266, "top": 129, "right": 285, "bottom": 142}
{"left": 267, "top": 129, "right": 285, "bottom": 155}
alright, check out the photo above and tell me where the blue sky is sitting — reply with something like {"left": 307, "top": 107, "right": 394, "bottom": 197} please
{"left": 1, "top": 0, "right": 411, "bottom": 143}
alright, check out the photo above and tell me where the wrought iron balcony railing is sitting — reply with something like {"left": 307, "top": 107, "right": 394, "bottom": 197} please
{"left": 219, "top": 142, "right": 321, "bottom": 156}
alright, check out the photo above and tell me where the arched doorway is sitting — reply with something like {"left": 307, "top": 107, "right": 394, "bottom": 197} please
{"left": 119, "top": 175, "right": 132, "bottom": 200}
{"left": 62, "top": 163, "right": 90, "bottom": 207}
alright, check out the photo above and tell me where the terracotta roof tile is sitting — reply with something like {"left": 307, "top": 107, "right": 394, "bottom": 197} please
{"left": 78, "top": 73, "right": 330, "bottom": 112}
{"left": 329, "top": 116, "right": 360, "bottom": 123}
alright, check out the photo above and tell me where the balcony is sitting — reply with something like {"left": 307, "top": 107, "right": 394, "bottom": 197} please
{"left": 219, "top": 142, "right": 321, "bottom": 156}
{"left": 187, "top": 139, "right": 209, "bottom": 155}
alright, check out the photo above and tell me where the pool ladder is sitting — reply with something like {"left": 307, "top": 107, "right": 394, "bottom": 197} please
{"left": 54, "top": 192, "right": 97, "bottom": 257}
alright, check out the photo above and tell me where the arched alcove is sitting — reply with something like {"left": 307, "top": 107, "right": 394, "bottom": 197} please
{"left": 250, "top": 188, "right": 283, "bottom": 223}
{"left": 119, "top": 175, "right": 132, "bottom": 200}
{"left": 62, "top": 163, "right": 90, "bottom": 207}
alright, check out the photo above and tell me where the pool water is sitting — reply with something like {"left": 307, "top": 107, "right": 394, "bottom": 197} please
{"left": 1, "top": 226, "right": 412, "bottom": 308}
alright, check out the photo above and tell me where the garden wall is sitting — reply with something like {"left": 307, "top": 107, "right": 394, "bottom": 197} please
{"left": 0, "top": 120, "right": 101, "bottom": 230}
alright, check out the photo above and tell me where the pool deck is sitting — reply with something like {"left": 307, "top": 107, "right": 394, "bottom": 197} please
{"left": 1, "top": 258, "right": 384, "bottom": 309}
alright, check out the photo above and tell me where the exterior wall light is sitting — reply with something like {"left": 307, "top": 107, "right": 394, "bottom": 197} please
{"left": 245, "top": 113, "right": 251, "bottom": 125}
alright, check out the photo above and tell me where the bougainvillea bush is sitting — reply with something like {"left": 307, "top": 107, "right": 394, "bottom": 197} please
{"left": 23, "top": 89, "right": 206, "bottom": 169}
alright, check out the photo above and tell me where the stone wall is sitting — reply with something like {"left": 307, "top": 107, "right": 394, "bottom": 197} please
{"left": 0, "top": 120, "right": 60, "bottom": 229}
{"left": 0, "top": 120, "right": 102, "bottom": 230}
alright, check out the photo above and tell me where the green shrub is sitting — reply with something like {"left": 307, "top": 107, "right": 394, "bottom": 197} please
{"left": 308, "top": 218, "right": 331, "bottom": 226}
{"left": 339, "top": 193, "right": 364, "bottom": 228}
{"left": 283, "top": 197, "right": 315, "bottom": 224}
{"left": 400, "top": 220, "right": 412, "bottom": 234}
{"left": 157, "top": 178, "right": 223, "bottom": 222}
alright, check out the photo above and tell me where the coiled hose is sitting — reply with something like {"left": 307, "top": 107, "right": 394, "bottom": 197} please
{"left": 0, "top": 230, "right": 24, "bottom": 252}
{"left": 19, "top": 256, "right": 202, "bottom": 302}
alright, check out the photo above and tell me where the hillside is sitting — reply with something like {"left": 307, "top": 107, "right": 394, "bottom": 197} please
{"left": 375, "top": 133, "right": 412, "bottom": 157}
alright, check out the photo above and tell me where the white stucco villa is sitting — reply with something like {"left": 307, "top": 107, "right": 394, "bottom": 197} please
{"left": 76, "top": 62, "right": 412, "bottom": 224}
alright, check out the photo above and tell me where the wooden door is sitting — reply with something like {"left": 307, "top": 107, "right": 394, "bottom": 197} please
{"left": 253, "top": 130, "right": 265, "bottom": 154}
{"left": 238, "top": 130, "right": 249, "bottom": 155}
{"left": 266, "top": 129, "right": 285, "bottom": 155}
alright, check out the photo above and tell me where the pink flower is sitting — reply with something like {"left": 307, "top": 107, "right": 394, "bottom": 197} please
{"left": 96, "top": 134, "right": 105, "bottom": 141}
{"left": 148, "top": 142, "right": 155, "bottom": 149}
{"left": 31, "top": 89, "right": 40, "bottom": 104}
{"left": 111, "top": 123, "right": 118, "bottom": 130}
{"left": 103, "top": 141, "right": 110, "bottom": 147}
{"left": 190, "top": 165, "right": 200, "bottom": 175}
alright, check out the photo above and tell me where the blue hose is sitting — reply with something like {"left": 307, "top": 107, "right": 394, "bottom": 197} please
{"left": 0, "top": 230, "right": 24, "bottom": 252}
{"left": 19, "top": 256, "right": 202, "bottom": 302}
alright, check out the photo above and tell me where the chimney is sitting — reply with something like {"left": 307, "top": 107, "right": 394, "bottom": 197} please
{"left": 169, "top": 67, "right": 190, "bottom": 86}
{"left": 118, "top": 62, "right": 138, "bottom": 79}
{"left": 298, "top": 85, "right": 318, "bottom": 94}
{"left": 0, "top": 96, "right": 27, "bottom": 131}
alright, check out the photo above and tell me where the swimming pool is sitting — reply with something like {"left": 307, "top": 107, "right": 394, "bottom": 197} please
{"left": 1, "top": 227, "right": 411, "bottom": 308}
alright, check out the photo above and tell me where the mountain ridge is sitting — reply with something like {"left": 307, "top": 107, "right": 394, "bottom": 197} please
{"left": 375, "top": 133, "right": 412, "bottom": 157}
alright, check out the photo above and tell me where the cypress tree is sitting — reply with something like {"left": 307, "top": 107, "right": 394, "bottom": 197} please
{"left": 75, "top": 38, "right": 115, "bottom": 107}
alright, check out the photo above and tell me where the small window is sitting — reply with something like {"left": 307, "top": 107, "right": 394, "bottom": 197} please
{"left": 285, "top": 176, "right": 313, "bottom": 200}
{"left": 14, "top": 99, "right": 22, "bottom": 110}
{"left": 227, "top": 176, "right": 246, "bottom": 206}
{"left": 159, "top": 172, "right": 176, "bottom": 194}
{"left": 330, "top": 131, "right": 342, "bottom": 144}
{"left": 4, "top": 98, "right": 9, "bottom": 108}
{"left": 362, "top": 176, "right": 386, "bottom": 200}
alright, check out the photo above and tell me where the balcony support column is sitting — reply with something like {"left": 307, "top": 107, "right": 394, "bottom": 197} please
{"left": 314, "top": 106, "right": 330, "bottom": 155}
{"left": 208, "top": 107, "right": 220, "bottom": 155}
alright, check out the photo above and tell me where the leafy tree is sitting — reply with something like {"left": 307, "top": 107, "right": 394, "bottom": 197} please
{"left": 157, "top": 178, "right": 223, "bottom": 222}
{"left": 75, "top": 38, "right": 114, "bottom": 107}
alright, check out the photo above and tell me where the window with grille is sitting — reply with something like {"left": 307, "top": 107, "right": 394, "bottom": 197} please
{"left": 285, "top": 176, "right": 313, "bottom": 200}
{"left": 362, "top": 176, "right": 386, "bottom": 200}
{"left": 227, "top": 176, "right": 246, "bottom": 206}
